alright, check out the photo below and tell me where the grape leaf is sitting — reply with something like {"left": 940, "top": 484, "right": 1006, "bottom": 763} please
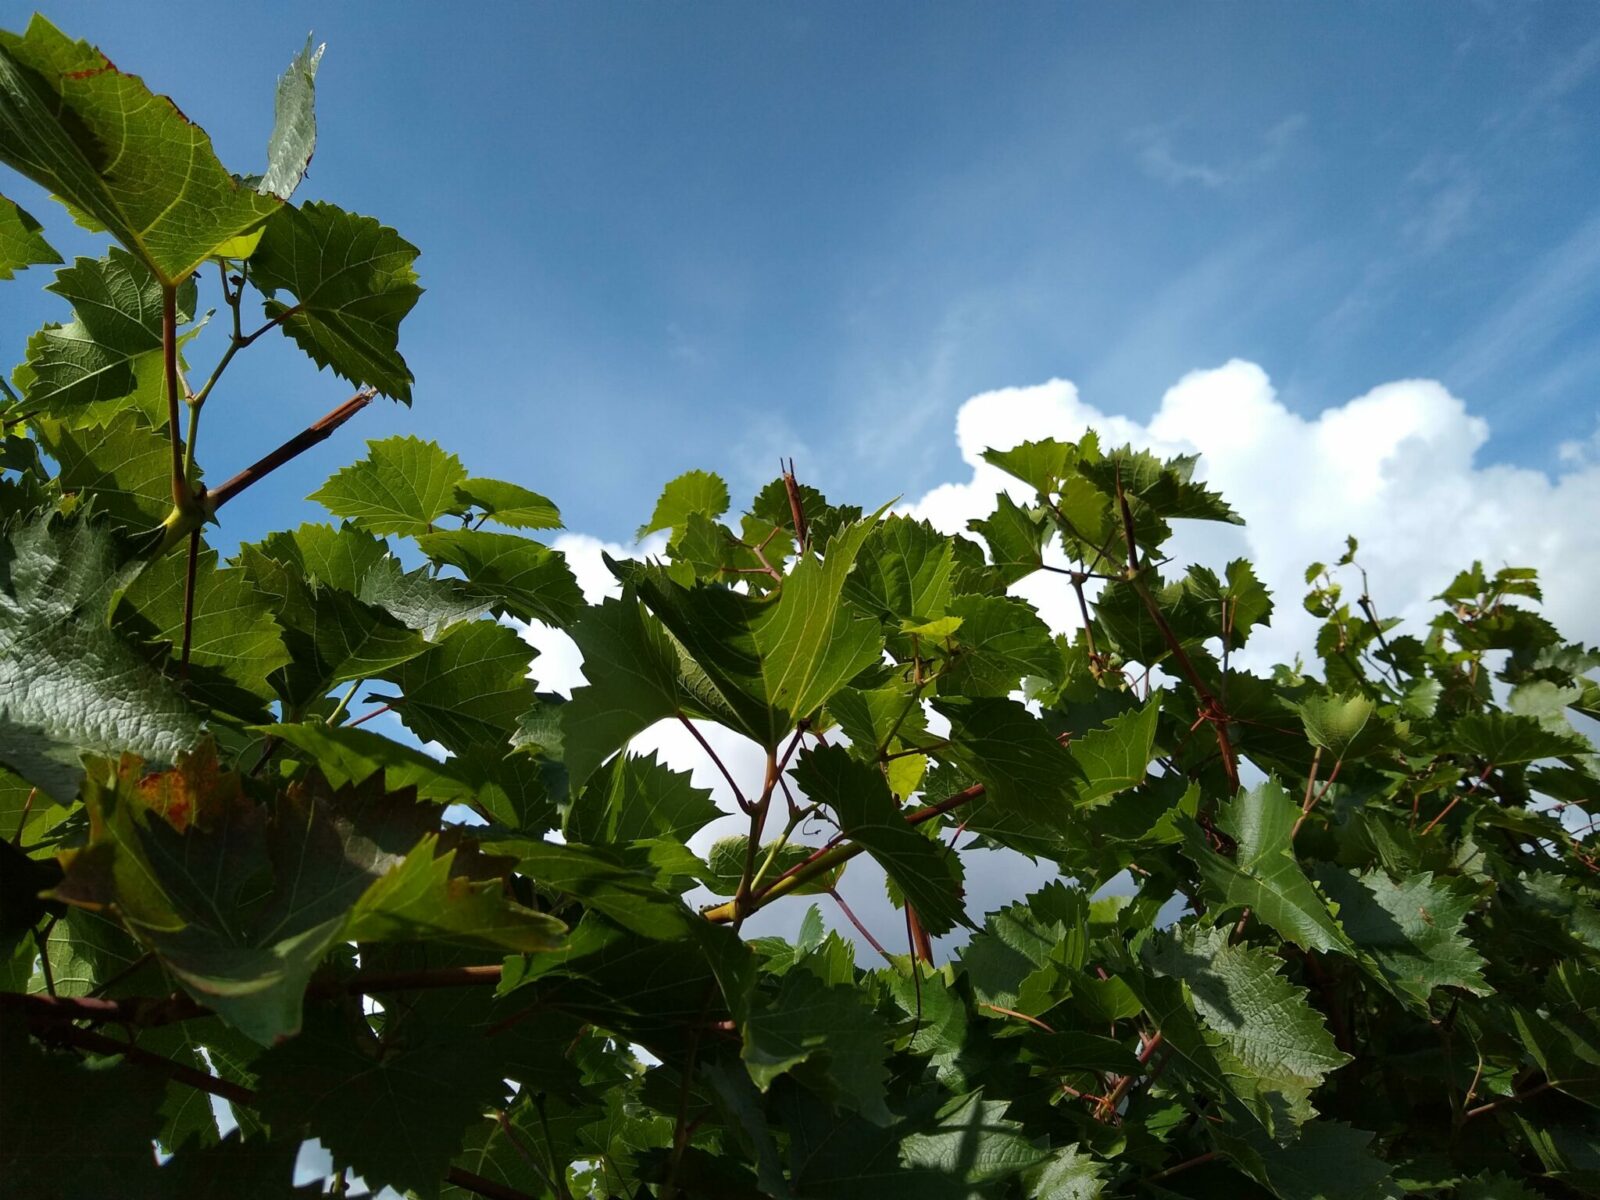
{"left": 1066, "top": 694, "right": 1161, "bottom": 806}
{"left": 940, "top": 594, "right": 1056, "bottom": 697}
{"left": 20, "top": 249, "right": 196, "bottom": 418}
{"left": 793, "top": 743, "right": 969, "bottom": 936}
{"left": 743, "top": 964, "right": 894, "bottom": 1120}
{"left": 385, "top": 620, "right": 535, "bottom": 754}
{"left": 455, "top": 476, "right": 562, "bottom": 531}
{"left": 933, "top": 696, "right": 1082, "bottom": 822}
{"left": 0, "top": 513, "right": 201, "bottom": 799}
{"left": 343, "top": 836, "right": 565, "bottom": 952}
{"left": 1314, "top": 866, "right": 1490, "bottom": 1006}
{"left": 417, "top": 528, "right": 584, "bottom": 628}
{"left": 0, "top": 192, "right": 57, "bottom": 279}
{"left": 253, "top": 994, "right": 510, "bottom": 1200}
{"left": 37, "top": 409, "right": 173, "bottom": 529}
{"left": 637, "top": 468, "right": 730, "bottom": 539}
{"left": 1183, "top": 780, "right": 1355, "bottom": 955}
{"left": 248, "top": 201, "right": 422, "bottom": 400}
{"left": 311, "top": 435, "right": 466, "bottom": 535}
{"left": 563, "top": 750, "right": 719, "bottom": 845}
{"left": 844, "top": 515, "right": 957, "bottom": 624}
{"left": 561, "top": 592, "right": 688, "bottom": 785}
{"left": 119, "top": 545, "right": 291, "bottom": 706}
{"left": 1147, "top": 926, "right": 1350, "bottom": 1133}
{"left": 968, "top": 492, "right": 1049, "bottom": 584}
{"left": 49, "top": 748, "right": 439, "bottom": 1043}
{"left": 258, "top": 37, "right": 323, "bottom": 201}
{"left": 0, "top": 17, "right": 279, "bottom": 284}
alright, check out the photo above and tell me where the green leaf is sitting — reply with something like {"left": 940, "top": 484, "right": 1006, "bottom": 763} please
{"left": 1295, "top": 692, "right": 1379, "bottom": 760}
{"left": 743, "top": 964, "right": 893, "bottom": 1120}
{"left": 248, "top": 201, "right": 422, "bottom": 401}
{"left": 417, "top": 529, "right": 584, "bottom": 628}
{"left": 844, "top": 515, "right": 957, "bottom": 624}
{"left": 252, "top": 993, "right": 511, "bottom": 1200}
{"left": 20, "top": 249, "right": 196, "bottom": 418}
{"left": 793, "top": 743, "right": 969, "bottom": 935}
{"left": 933, "top": 696, "right": 1082, "bottom": 822}
{"left": 1147, "top": 926, "right": 1350, "bottom": 1133}
{"left": 258, "top": 37, "right": 323, "bottom": 201}
{"left": 899, "top": 1090, "right": 1050, "bottom": 1186}
{"left": 1184, "top": 558, "right": 1273, "bottom": 650}
{"left": 259, "top": 721, "right": 478, "bottom": 806}
{"left": 563, "top": 750, "right": 719, "bottom": 845}
{"left": 0, "top": 1017, "right": 166, "bottom": 1198}
{"left": 310, "top": 435, "right": 466, "bottom": 535}
{"left": 119, "top": 545, "right": 291, "bottom": 706}
{"left": 1066, "top": 694, "right": 1161, "bottom": 805}
{"left": 1314, "top": 867, "right": 1490, "bottom": 1006}
{"left": 238, "top": 542, "right": 429, "bottom": 710}
{"left": 37, "top": 409, "right": 174, "bottom": 529}
{"left": 49, "top": 747, "right": 439, "bottom": 1044}
{"left": 1025, "top": 1144, "right": 1106, "bottom": 1199}
{"left": 493, "top": 838, "right": 700, "bottom": 940}
{"left": 1183, "top": 779, "right": 1354, "bottom": 955}
{"left": 750, "top": 509, "right": 888, "bottom": 729}
{"left": 982, "top": 438, "right": 1074, "bottom": 495}
{"left": 561, "top": 592, "right": 687, "bottom": 785}
{"left": 0, "top": 16, "right": 280, "bottom": 283}
{"left": 0, "top": 513, "right": 202, "bottom": 799}
{"left": 617, "top": 507, "right": 887, "bottom": 748}
{"left": 386, "top": 619, "right": 535, "bottom": 754}
{"left": 958, "top": 893, "right": 1079, "bottom": 1014}
{"left": 0, "top": 192, "right": 57, "bottom": 279}
{"left": 939, "top": 594, "right": 1056, "bottom": 697}
{"left": 455, "top": 476, "right": 562, "bottom": 531}
{"left": 968, "top": 492, "right": 1049, "bottom": 584}
{"left": 1453, "top": 712, "right": 1589, "bottom": 764}
{"left": 1214, "top": 1119, "right": 1394, "bottom": 1200}
{"left": 638, "top": 468, "right": 729, "bottom": 539}
{"left": 344, "top": 836, "right": 565, "bottom": 952}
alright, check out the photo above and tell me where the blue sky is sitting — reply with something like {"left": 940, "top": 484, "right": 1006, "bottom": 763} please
{"left": 3, "top": 3, "right": 1599, "bottom": 546}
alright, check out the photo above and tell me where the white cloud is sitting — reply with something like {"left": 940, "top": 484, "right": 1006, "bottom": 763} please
{"left": 526, "top": 370, "right": 1598, "bottom": 948}
{"left": 1130, "top": 114, "right": 1306, "bottom": 191}
{"left": 907, "top": 359, "right": 1600, "bottom": 668}
{"left": 520, "top": 530, "right": 666, "bottom": 698}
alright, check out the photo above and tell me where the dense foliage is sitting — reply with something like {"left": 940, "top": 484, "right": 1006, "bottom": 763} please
{"left": 0, "top": 17, "right": 1597, "bottom": 1200}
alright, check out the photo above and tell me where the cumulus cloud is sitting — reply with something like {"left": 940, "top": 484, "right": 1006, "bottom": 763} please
{"left": 520, "top": 365, "right": 1598, "bottom": 947}
{"left": 907, "top": 359, "right": 1600, "bottom": 669}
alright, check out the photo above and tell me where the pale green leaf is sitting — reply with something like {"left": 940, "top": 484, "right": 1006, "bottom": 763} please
{"left": 258, "top": 37, "right": 322, "bottom": 200}
{"left": 310, "top": 435, "right": 467, "bottom": 536}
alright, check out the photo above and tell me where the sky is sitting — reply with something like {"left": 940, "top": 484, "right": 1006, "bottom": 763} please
{"left": 3, "top": 2, "right": 1599, "bottom": 548}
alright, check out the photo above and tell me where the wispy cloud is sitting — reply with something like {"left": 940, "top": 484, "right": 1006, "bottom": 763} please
{"left": 1447, "top": 206, "right": 1600, "bottom": 387}
{"left": 1130, "top": 113, "right": 1307, "bottom": 190}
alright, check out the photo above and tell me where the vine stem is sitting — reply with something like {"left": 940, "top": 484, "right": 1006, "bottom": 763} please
{"left": 179, "top": 527, "right": 200, "bottom": 676}
{"left": 702, "top": 774, "right": 994, "bottom": 924}
{"left": 827, "top": 888, "right": 893, "bottom": 961}
{"left": 208, "top": 389, "right": 375, "bottom": 511}
{"left": 1114, "top": 468, "right": 1240, "bottom": 794}
{"left": 161, "top": 285, "right": 185, "bottom": 510}
{"left": 679, "top": 715, "right": 751, "bottom": 814}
